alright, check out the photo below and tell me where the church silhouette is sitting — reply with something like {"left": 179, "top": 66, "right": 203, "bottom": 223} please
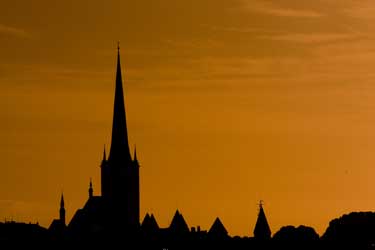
{"left": 47, "top": 46, "right": 272, "bottom": 245}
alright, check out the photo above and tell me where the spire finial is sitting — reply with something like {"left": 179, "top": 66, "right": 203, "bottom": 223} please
{"left": 117, "top": 41, "right": 120, "bottom": 52}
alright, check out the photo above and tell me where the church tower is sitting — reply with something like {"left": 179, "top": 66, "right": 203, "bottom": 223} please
{"left": 101, "top": 45, "right": 140, "bottom": 231}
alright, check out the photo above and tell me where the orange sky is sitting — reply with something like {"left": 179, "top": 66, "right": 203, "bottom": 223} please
{"left": 2, "top": 0, "right": 375, "bottom": 237}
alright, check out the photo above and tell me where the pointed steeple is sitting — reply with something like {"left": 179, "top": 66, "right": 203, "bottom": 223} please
{"left": 254, "top": 201, "right": 271, "bottom": 240}
{"left": 59, "top": 193, "right": 66, "bottom": 226}
{"left": 108, "top": 43, "right": 132, "bottom": 163}
{"left": 89, "top": 178, "right": 93, "bottom": 198}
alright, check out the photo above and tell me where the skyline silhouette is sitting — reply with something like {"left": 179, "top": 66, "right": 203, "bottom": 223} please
{"left": 46, "top": 47, "right": 272, "bottom": 239}
{"left": 4, "top": 49, "right": 375, "bottom": 249}
{"left": 2, "top": 0, "right": 375, "bottom": 238}
{"left": 45, "top": 47, "right": 278, "bottom": 246}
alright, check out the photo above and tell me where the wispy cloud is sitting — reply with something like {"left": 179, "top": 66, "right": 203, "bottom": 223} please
{"left": 241, "top": 0, "right": 323, "bottom": 18}
{"left": 259, "top": 8, "right": 323, "bottom": 18}
{"left": 259, "top": 32, "right": 362, "bottom": 44}
{"left": 0, "top": 24, "right": 30, "bottom": 38}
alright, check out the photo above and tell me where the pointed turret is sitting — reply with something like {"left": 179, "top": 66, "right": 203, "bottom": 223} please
{"left": 169, "top": 210, "right": 189, "bottom": 234}
{"left": 59, "top": 193, "right": 66, "bottom": 226}
{"left": 209, "top": 217, "right": 228, "bottom": 239}
{"left": 108, "top": 43, "right": 132, "bottom": 164}
{"left": 141, "top": 213, "right": 159, "bottom": 232}
{"left": 253, "top": 201, "right": 271, "bottom": 240}
{"left": 89, "top": 178, "right": 93, "bottom": 198}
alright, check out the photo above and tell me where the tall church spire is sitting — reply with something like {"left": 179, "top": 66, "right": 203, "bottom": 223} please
{"left": 108, "top": 43, "right": 132, "bottom": 163}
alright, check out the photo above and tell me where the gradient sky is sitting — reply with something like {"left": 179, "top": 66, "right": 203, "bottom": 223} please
{"left": 2, "top": 0, "right": 375, "bottom": 237}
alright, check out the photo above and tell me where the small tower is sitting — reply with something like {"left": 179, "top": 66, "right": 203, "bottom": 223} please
{"left": 60, "top": 193, "right": 66, "bottom": 226}
{"left": 89, "top": 178, "right": 93, "bottom": 198}
{"left": 101, "top": 145, "right": 108, "bottom": 197}
{"left": 254, "top": 201, "right": 271, "bottom": 240}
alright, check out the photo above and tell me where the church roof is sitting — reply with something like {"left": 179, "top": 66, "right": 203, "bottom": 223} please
{"left": 169, "top": 210, "right": 189, "bottom": 234}
{"left": 141, "top": 213, "right": 159, "bottom": 232}
{"left": 68, "top": 196, "right": 107, "bottom": 235}
{"left": 208, "top": 217, "right": 228, "bottom": 237}
{"left": 83, "top": 196, "right": 103, "bottom": 210}
{"left": 48, "top": 219, "right": 65, "bottom": 232}
{"left": 253, "top": 203, "right": 271, "bottom": 239}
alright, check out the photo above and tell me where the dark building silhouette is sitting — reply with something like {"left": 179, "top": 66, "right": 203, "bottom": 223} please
{"left": 48, "top": 194, "right": 66, "bottom": 237}
{"left": 253, "top": 202, "right": 271, "bottom": 240}
{"left": 45, "top": 46, "right": 281, "bottom": 247}
{"left": 45, "top": 47, "right": 278, "bottom": 245}
{"left": 65, "top": 45, "right": 140, "bottom": 238}
{"left": 101, "top": 45, "right": 140, "bottom": 231}
{"left": 0, "top": 221, "right": 48, "bottom": 241}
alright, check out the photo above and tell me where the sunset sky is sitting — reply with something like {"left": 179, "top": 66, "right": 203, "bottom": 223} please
{"left": 2, "top": 0, "right": 375, "bottom": 236}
